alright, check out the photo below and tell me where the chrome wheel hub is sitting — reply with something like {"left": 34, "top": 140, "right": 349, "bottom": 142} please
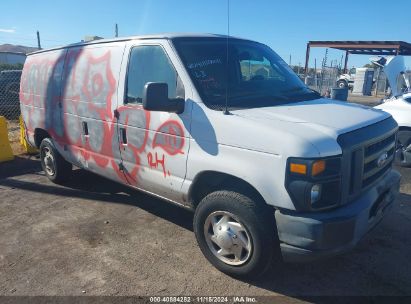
{"left": 204, "top": 211, "right": 252, "bottom": 266}
{"left": 42, "top": 147, "right": 55, "bottom": 176}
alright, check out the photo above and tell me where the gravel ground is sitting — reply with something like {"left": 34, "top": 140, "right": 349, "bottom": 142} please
{"left": 0, "top": 157, "right": 410, "bottom": 299}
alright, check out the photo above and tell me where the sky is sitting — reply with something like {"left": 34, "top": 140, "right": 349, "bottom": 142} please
{"left": 1, "top": 0, "right": 411, "bottom": 69}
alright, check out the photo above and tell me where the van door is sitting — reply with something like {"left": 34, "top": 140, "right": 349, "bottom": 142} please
{"left": 61, "top": 43, "right": 126, "bottom": 182}
{"left": 116, "top": 40, "right": 192, "bottom": 201}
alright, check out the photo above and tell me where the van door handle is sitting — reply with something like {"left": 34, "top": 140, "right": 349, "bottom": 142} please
{"left": 120, "top": 127, "right": 127, "bottom": 145}
{"left": 82, "top": 121, "right": 89, "bottom": 136}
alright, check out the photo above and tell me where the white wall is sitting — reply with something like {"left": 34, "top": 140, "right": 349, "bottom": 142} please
{"left": 0, "top": 52, "right": 26, "bottom": 65}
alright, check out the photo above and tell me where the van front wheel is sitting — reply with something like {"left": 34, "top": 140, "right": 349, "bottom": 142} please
{"left": 193, "top": 190, "right": 280, "bottom": 278}
{"left": 40, "top": 138, "right": 72, "bottom": 183}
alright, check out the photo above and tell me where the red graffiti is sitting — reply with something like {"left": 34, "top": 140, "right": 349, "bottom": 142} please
{"left": 20, "top": 47, "right": 185, "bottom": 186}
{"left": 147, "top": 120, "right": 186, "bottom": 178}
{"left": 152, "top": 120, "right": 185, "bottom": 155}
{"left": 147, "top": 152, "right": 170, "bottom": 178}
{"left": 61, "top": 50, "right": 118, "bottom": 171}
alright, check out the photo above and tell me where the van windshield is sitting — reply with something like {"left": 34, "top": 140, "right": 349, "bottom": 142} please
{"left": 172, "top": 38, "right": 320, "bottom": 110}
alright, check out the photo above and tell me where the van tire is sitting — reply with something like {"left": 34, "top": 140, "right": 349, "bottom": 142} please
{"left": 40, "top": 138, "right": 72, "bottom": 183}
{"left": 193, "top": 190, "right": 280, "bottom": 278}
{"left": 336, "top": 80, "right": 348, "bottom": 88}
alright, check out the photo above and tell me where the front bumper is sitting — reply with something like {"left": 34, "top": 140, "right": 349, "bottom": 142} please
{"left": 276, "top": 169, "right": 401, "bottom": 262}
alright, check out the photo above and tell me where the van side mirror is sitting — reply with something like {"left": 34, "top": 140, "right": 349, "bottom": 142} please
{"left": 142, "top": 82, "right": 184, "bottom": 114}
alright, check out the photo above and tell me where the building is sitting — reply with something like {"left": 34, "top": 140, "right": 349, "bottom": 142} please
{"left": 0, "top": 44, "right": 40, "bottom": 65}
{"left": 0, "top": 51, "right": 26, "bottom": 65}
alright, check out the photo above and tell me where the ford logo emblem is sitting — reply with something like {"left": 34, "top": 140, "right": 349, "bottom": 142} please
{"left": 377, "top": 152, "right": 389, "bottom": 168}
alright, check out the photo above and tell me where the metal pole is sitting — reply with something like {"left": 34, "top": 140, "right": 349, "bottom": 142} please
{"left": 36, "top": 31, "right": 41, "bottom": 49}
{"left": 343, "top": 50, "right": 349, "bottom": 73}
{"left": 304, "top": 43, "right": 310, "bottom": 76}
{"left": 115, "top": 23, "right": 118, "bottom": 38}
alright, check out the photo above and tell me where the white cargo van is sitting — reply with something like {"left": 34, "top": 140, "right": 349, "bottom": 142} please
{"left": 20, "top": 34, "right": 400, "bottom": 277}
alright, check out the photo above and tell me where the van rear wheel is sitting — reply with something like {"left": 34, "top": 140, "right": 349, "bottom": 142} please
{"left": 40, "top": 138, "right": 72, "bottom": 183}
{"left": 193, "top": 190, "right": 280, "bottom": 278}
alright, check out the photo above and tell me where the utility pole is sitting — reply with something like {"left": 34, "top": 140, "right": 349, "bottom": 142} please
{"left": 289, "top": 54, "right": 291, "bottom": 66}
{"left": 36, "top": 30, "right": 42, "bottom": 49}
{"left": 115, "top": 23, "right": 118, "bottom": 38}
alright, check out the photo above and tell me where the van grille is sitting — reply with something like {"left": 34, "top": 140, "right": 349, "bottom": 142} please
{"left": 362, "top": 133, "right": 395, "bottom": 188}
{"left": 337, "top": 117, "right": 398, "bottom": 204}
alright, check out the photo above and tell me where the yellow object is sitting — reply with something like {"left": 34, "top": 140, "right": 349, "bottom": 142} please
{"left": 0, "top": 116, "right": 14, "bottom": 162}
{"left": 19, "top": 116, "right": 37, "bottom": 154}
{"left": 312, "top": 160, "right": 326, "bottom": 176}
{"left": 290, "top": 163, "right": 307, "bottom": 175}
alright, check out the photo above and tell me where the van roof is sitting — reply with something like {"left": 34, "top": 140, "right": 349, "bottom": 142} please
{"left": 28, "top": 33, "right": 250, "bottom": 55}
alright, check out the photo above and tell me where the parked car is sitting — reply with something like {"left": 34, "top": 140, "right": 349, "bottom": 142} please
{"left": 0, "top": 70, "right": 22, "bottom": 119}
{"left": 20, "top": 34, "right": 400, "bottom": 278}
{"left": 374, "top": 56, "right": 411, "bottom": 167}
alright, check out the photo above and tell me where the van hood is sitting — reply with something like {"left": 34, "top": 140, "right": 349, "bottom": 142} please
{"left": 371, "top": 55, "right": 410, "bottom": 97}
{"left": 230, "top": 98, "right": 390, "bottom": 137}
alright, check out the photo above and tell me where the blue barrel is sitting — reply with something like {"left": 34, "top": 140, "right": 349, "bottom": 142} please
{"left": 331, "top": 87, "right": 349, "bottom": 101}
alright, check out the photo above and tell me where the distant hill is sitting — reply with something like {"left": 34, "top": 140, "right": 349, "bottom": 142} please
{"left": 0, "top": 44, "right": 39, "bottom": 54}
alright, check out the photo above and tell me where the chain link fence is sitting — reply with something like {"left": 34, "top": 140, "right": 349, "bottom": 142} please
{"left": 301, "top": 66, "right": 389, "bottom": 97}
{"left": 0, "top": 69, "right": 23, "bottom": 155}
{"left": 0, "top": 69, "right": 21, "bottom": 119}
{"left": 303, "top": 66, "right": 340, "bottom": 95}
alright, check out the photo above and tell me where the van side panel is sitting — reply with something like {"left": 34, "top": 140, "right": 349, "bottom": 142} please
{"left": 61, "top": 43, "right": 126, "bottom": 182}
{"left": 20, "top": 42, "right": 128, "bottom": 183}
{"left": 20, "top": 49, "right": 66, "bottom": 143}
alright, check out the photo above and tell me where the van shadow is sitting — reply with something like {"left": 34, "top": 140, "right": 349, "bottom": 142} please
{"left": 0, "top": 155, "right": 41, "bottom": 179}
{"left": 182, "top": 100, "right": 218, "bottom": 156}
{"left": 1, "top": 164, "right": 194, "bottom": 232}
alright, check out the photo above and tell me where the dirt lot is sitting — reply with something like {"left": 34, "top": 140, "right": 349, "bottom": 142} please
{"left": 1, "top": 97, "right": 411, "bottom": 300}
{"left": 0, "top": 159, "right": 410, "bottom": 299}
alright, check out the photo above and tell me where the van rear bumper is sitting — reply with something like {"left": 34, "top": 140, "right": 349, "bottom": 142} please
{"left": 275, "top": 169, "right": 401, "bottom": 263}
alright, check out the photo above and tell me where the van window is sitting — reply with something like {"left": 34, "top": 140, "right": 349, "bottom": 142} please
{"left": 240, "top": 57, "right": 282, "bottom": 81}
{"left": 126, "top": 45, "right": 179, "bottom": 104}
{"left": 173, "top": 38, "right": 319, "bottom": 110}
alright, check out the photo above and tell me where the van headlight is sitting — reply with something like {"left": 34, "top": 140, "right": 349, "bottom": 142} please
{"left": 285, "top": 157, "right": 342, "bottom": 211}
